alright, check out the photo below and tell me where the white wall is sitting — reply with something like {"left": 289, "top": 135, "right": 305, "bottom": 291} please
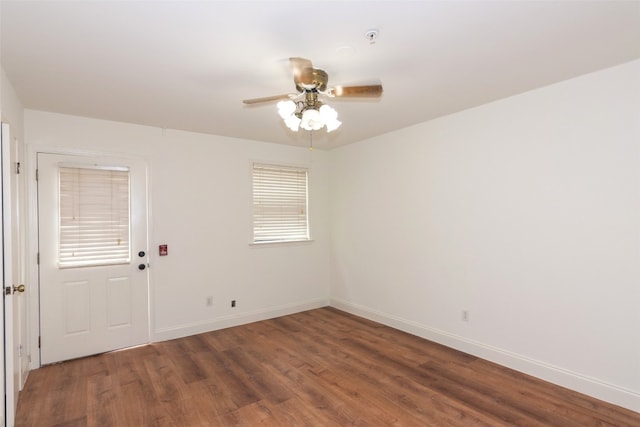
{"left": 19, "top": 60, "right": 640, "bottom": 412}
{"left": 25, "top": 111, "right": 331, "bottom": 348}
{"left": 329, "top": 60, "right": 640, "bottom": 411}
{"left": 1, "top": 67, "right": 24, "bottom": 142}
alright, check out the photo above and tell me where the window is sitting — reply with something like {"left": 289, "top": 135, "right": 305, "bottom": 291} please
{"left": 58, "top": 165, "right": 131, "bottom": 268}
{"left": 252, "top": 163, "right": 309, "bottom": 243}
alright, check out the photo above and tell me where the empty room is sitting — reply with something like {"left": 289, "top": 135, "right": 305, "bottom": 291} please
{"left": 0, "top": 1, "right": 639, "bottom": 426}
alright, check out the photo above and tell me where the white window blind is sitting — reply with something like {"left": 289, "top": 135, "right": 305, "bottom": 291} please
{"left": 252, "top": 163, "right": 309, "bottom": 243}
{"left": 58, "top": 166, "right": 131, "bottom": 268}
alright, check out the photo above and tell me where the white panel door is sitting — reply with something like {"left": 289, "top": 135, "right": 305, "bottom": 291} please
{"left": 1, "top": 123, "right": 25, "bottom": 426}
{"left": 11, "top": 131, "right": 28, "bottom": 392}
{"left": 37, "top": 153, "right": 149, "bottom": 365}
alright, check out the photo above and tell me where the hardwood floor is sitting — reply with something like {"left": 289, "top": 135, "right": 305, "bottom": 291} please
{"left": 15, "top": 307, "right": 640, "bottom": 426}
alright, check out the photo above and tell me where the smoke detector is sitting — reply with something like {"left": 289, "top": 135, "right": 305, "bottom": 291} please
{"left": 365, "top": 29, "right": 379, "bottom": 43}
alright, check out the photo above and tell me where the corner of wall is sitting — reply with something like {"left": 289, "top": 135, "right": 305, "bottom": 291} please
{"left": 330, "top": 298, "right": 640, "bottom": 413}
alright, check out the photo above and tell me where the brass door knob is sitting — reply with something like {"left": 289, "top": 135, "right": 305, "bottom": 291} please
{"left": 13, "top": 284, "right": 25, "bottom": 293}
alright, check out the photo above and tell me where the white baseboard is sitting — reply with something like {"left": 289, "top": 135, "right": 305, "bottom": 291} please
{"left": 152, "top": 298, "right": 329, "bottom": 343}
{"left": 330, "top": 298, "right": 640, "bottom": 413}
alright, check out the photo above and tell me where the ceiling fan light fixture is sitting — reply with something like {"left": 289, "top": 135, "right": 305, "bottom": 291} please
{"left": 283, "top": 114, "right": 301, "bottom": 131}
{"left": 279, "top": 102, "right": 341, "bottom": 132}
{"left": 325, "top": 117, "right": 342, "bottom": 132}
{"left": 244, "top": 57, "right": 381, "bottom": 137}
{"left": 320, "top": 104, "right": 341, "bottom": 132}
{"left": 277, "top": 100, "right": 296, "bottom": 119}
{"left": 300, "top": 108, "right": 324, "bottom": 131}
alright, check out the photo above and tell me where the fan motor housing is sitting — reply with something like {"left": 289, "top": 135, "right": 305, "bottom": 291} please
{"left": 295, "top": 68, "right": 328, "bottom": 92}
{"left": 241, "top": 57, "right": 382, "bottom": 106}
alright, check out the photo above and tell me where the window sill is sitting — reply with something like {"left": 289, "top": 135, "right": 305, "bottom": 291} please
{"left": 249, "top": 239, "right": 314, "bottom": 248}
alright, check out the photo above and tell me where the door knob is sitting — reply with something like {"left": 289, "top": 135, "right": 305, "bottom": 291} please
{"left": 13, "top": 284, "right": 25, "bottom": 293}
{"left": 138, "top": 264, "right": 146, "bottom": 271}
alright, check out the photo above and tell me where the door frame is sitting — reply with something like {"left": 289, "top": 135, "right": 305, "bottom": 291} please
{"left": 25, "top": 145, "right": 152, "bottom": 368}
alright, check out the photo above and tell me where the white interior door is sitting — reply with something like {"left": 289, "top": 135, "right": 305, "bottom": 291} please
{"left": 10, "top": 133, "right": 28, "bottom": 390}
{"left": 12, "top": 134, "right": 28, "bottom": 391}
{"left": 2, "top": 122, "right": 20, "bottom": 427}
{"left": 37, "top": 152, "right": 149, "bottom": 365}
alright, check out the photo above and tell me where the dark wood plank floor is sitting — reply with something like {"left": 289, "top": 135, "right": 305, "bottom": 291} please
{"left": 15, "top": 307, "right": 640, "bottom": 426}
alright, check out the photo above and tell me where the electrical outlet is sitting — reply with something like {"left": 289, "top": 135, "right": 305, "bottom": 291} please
{"left": 206, "top": 296, "right": 213, "bottom": 307}
{"left": 462, "top": 310, "right": 469, "bottom": 322}
{"left": 231, "top": 300, "right": 236, "bottom": 308}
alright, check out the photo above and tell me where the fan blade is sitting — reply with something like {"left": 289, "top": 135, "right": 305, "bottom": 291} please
{"left": 290, "top": 57, "right": 314, "bottom": 86}
{"left": 330, "top": 84, "right": 383, "bottom": 98}
{"left": 242, "top": 94, "right": 292, "bottom": 105}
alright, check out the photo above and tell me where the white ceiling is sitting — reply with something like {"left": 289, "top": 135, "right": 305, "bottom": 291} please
{"left": 1, "top": 1, "right": 639, "bottom": 149}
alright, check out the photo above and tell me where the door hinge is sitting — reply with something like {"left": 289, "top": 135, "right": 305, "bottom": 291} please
{"left": 15, "top": 161, "right": 20, "bottom": 175}
{"left": 35, "top": 168, "right": 39, "bottom": 181}
{"left": 37, "top": 252, "right": 40, "bottom": 265}
{"left": 38, "top": 336, "right": 41, "bottom": 349}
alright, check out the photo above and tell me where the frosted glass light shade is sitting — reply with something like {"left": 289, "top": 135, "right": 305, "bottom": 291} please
{"left": 277, "top": 100, "right": 296, "bottom": 119}
{"left": 300, "top": 109, "right": 323, "bottom": 131}
{"left": 278, "top": 101, "right": 341, "bottom": 132}
{"left": 284, "top": 115, "right": 301, "bottom": 131}
{"left": 320, "top": 104, "right": 341, "bottom": 132}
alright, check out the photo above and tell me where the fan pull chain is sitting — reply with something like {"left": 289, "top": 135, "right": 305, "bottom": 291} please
{"left": 309, "top": 130, "right": 313, "bottom": 151}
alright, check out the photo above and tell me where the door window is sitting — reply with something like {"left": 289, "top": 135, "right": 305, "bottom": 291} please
{"left": 58, "top": 166, "right": 130, "bottom": 268}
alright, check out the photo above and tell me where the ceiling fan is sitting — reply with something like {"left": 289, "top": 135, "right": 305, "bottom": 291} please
{"left": 242, "top": 57, "right": 383, "bottom": 132}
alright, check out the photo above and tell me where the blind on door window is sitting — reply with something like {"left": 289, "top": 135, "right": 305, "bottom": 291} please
{"left": 58, "top": 166, "right": 131, "bottom": 268}
{"left": 252, "top": 163, "right": 309, "bottom": 243}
